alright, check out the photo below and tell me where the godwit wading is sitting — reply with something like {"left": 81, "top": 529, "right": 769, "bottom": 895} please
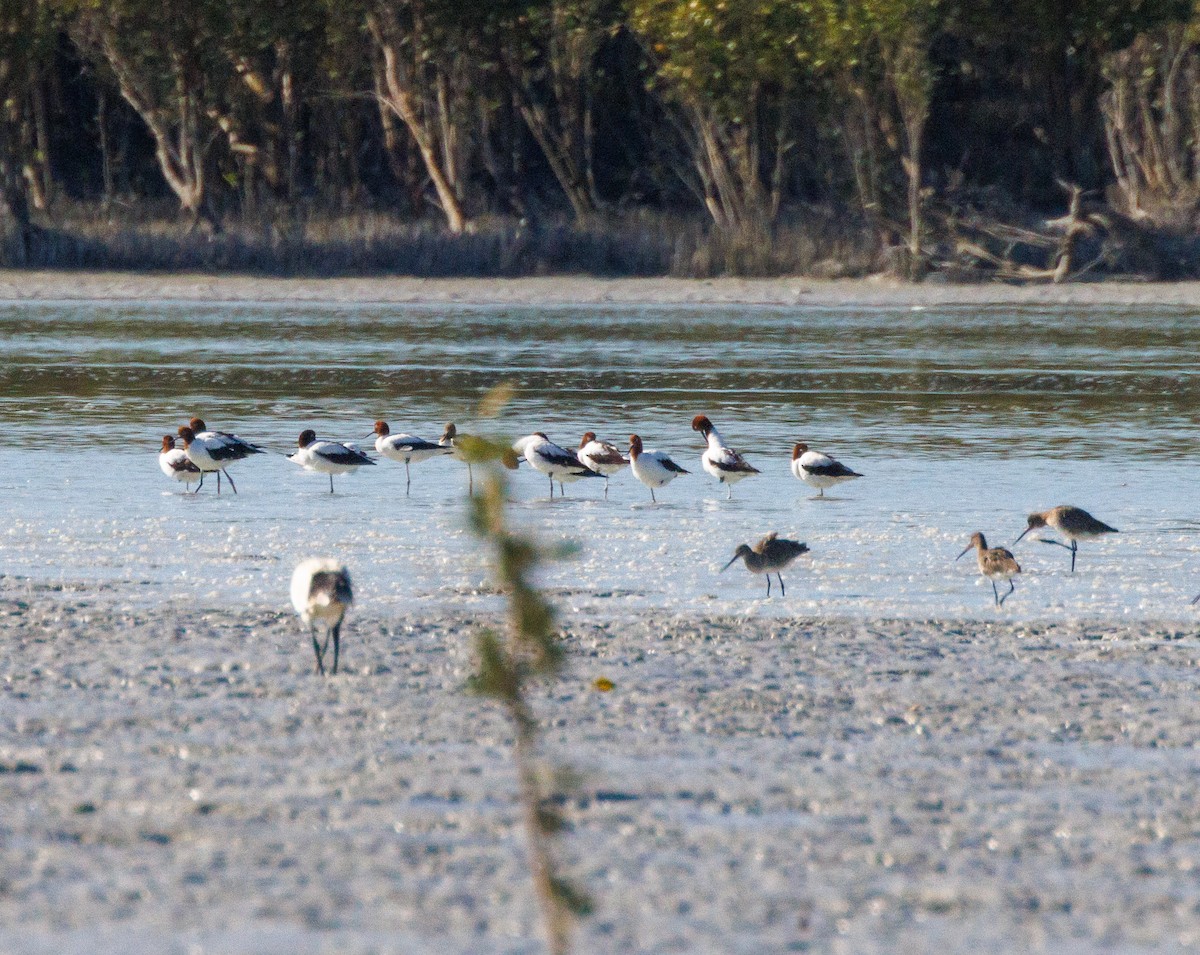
{"left": 722, "top": 532, "right": 809, "bottom": 596}
{"left": 1014, "top": 505, "right": 1117, "bottom": 573}
{"left": 957, "top": 531, "right": 1021, "bottom": 606}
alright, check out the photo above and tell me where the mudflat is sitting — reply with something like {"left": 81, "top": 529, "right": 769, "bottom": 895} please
{"left": 2, "top": 581, "right": 1198, "bottom": 953}
{"left": 2, "top": 269, "right": 1200, "bottom": 307}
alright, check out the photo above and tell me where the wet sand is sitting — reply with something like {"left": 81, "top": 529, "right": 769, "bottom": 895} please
{"left": 3, "top": 581, "right": 1200, "bottom": 953}
{"left": 1, "top": 269, "right": 1199, "bottom": 307}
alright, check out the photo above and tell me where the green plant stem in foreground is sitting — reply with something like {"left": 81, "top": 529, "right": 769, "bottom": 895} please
{"left": 468, "top": 466, "right": 591, "bottom": 955}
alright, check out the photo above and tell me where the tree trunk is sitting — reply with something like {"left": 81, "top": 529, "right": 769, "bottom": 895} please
{"left": 368, "top": 10, "right": 467, "bottom": 233}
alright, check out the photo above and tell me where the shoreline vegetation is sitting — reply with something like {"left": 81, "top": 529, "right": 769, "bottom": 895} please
{"left": 4, "top": 4, "right": 1200, "bottom": 282}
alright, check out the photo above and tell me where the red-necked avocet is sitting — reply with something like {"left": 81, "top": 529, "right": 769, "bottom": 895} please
{"left": 628, "top": 434, "right": 688, "bottom": 503}
{"left": 187, "top": 417, "right": 265, "bottom": 493}
{"left": 518, "top": 432, "right": 602, "bottom": 499}
{"left": 578, "top": 432, "right": 628, "bottom": 499}
{"left": 158, "top": 435, "right": 201, "bottom": 490}
{"left": 790, "top": 442, "right": 863, "bottom": 498}
{"left": 721, "top": 532, "right": 809, "bottom": 597}
{"left": 289, "top": 429, "right": 375, "bottom": 493}
{"left": 440, "top": 422, "right": 518, "bottom": 494}
{"left": 291, "top": 558, "right": 353, "bottom": 676}
{"left": 1014, "top": 505, "right": 1118, "bottom": 573}
{"left": 957, "top": 532, "right": 1021, "bottom": 606}
{"left": 691, "top": 414, "right": 760, "bottom": 499}
{"left": 177, "top": 424, "right": 261, "bottom": 494}
{"left": 369, "top": 421, "right": 452, "bottom": 495}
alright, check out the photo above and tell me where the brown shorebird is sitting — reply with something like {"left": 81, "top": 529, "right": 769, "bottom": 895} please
{"left": 791, "top": 443, "right": 862, "bottom": 497}
{"left": 692, "top": 415, "right": 760, "bottom": 499}
{"left": 291, "top": 559, "right": 353, "bottom": 675}
{"left": 721, "top": 532, "right": 809, "bottom": 596}
{"left": 1014, "top": 505, "right": 1117, "bottom": 573}
{"left": 578, "top": 432, "right": 628, "bottom": 499}
{"left": 957, "top": 532, "right": 1021, "bottom": 606}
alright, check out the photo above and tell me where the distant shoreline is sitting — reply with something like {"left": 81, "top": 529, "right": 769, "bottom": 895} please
{"left": 0, "top": 269, "right": 1197, "bottom": 307}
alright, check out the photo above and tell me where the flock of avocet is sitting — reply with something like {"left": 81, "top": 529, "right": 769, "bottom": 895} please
{"left": 159, "top": 412, "right": 1148, "bottom": 632}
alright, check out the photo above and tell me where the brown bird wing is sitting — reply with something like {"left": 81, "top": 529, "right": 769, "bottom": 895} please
{"left": 752, "top": 532, "right": 779, "bottom": 554}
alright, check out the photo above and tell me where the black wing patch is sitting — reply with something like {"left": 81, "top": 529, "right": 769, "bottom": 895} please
{"left": 320, "top": 447, "right": 375, "bottom": 466}
{"left": 804, "top": 461, "right": 861, "bottom": 478}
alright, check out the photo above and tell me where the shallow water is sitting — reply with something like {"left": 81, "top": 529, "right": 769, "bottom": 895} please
{"left": 1, "top": 298, "right": 1198, "bottom": 621}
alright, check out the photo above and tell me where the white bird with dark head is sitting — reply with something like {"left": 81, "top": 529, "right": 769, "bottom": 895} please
{"left": 692, "top": 415, "right": 759, "bottom": 499}
{"left": 369, "top": 420, "right": 452, "bottom": 495}
{"left": 288, "top": 429, "right": 375, "bottom": 493}
{"left": 158, "top": 435, "right": 201, "bottom": 490}
{"left": 517, "top": 432, "right": 603, "bottom": 499}
{"left": 628, "top": 434, "right": 688, "bottom": 503}
{"left": 790, "top": 442, "right": 862, "bottom": 497}
{"left": 291, "top": 559, "right": 353, "bottom": 676}
{"left": 179, "top": 417, "right": 264, "bottom": 494}
{"left": 578, "top": 431, "right": 628, "bottom": 499}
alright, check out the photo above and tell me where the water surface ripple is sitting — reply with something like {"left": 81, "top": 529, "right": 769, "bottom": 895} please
{"left": 1, "top": 300, "right": 1197, "bottom": 620}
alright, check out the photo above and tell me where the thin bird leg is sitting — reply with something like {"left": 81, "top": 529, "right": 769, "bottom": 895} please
{"left": 331, "top": 622, "right": 341, "bottom": 675}
{"left": 1000, "top": 580, "right": 1015, "bottom": 606}
{"left": 193, "top": 472, "right": 205, "bottom": 494}
{"left": 1038, "top": 538, "right": 1073, "bottom": 550}
{"left": 727, "top": 484, "right": 732, "bottom": 500}
{"left": 766, "top": 574, "right": 772, "bottom": 597}
{"left": 548, "top": 473, "right": 554, "bottom": 500}
{"left": 405, "top": 460, "right": 411, "bottom": 496}
{"left": 604, "top": 477, "right": 609, "bottom": 500}
{"left": 559, "top": 480, "right": 566, "bottom": 497}
{"left": 1070, "top": 540, "right": 1077, "bottom": 573}
{"left": 992, "top": 580, "right": 1000, "bottom": 606}
{"left": 779, "top": 574, "right": 786, "bottom": 597}
{"left": 1191, "top": 592, "right": 1200, "bottom": 605}
{"left": 650, "top": 487, "right": 656, "bottom": 504}
{"left": 222, "top": 469, "right": 237, "bottom": 494}
{"left": 468, "top": 462, "right": 474, "bottom": 496}
{"left": 818, "top": 487, "right": 824, "bottom": 498}
{"left": 310, "top": 624, "right": 325, "bottom": 676}
{"left": 329, "top": 473, "right": 335, "bottom": 494}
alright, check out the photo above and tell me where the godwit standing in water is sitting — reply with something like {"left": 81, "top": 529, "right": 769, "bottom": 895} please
{"left": 289, "top": 429, "right": 375, "bottom": 493}
{"left": 791, "top": 443, "right": 862, "bottom": 497}
{"left": 578, "top": 432, "right": 628, "bottom": 499}
{"left": 440, "top": 422, "right": 518, "bottom": 494}
{"left": 628, "top": 434, "right": 688, "bottom": 503}
{"left": 957, "top": 532, "right": 1021, "bottom": 606}
{"left": 158, "top": 435, "right": 201, "bottom": 490}
{"left": 721, "top": 532, "right": 809, "bottom": 596}
{"left": 369, "top": 421, "right": 453, "bottom": 495}
{"left": 1014, "top": 505, "right": 1118, "bottom": 573}
{"left": 692, "top": 415, "right": 759, "bottom": 499}
{"left": 177, "top": 425, "right": 260, "bottom": 494}
{"left": 519, "top": 432, "right": 602, "bottom": 498}
{"left": 291, "top": 559, "right": 353, "bottom": 676}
